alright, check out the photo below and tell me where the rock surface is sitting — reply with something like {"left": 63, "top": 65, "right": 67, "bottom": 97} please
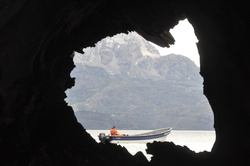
{"left": 66, "top": 32, "right": 213, "bottom": 130}
{"left": 0, "top": 0, "right": 250, "bottom": 165}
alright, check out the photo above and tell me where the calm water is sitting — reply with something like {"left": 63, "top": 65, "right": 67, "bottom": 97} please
{"left": 87, "top": 130, "right": 215, "bottom": 161}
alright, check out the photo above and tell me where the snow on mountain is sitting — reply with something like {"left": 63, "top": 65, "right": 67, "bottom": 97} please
{"left": 73, "top": 32, "right": 200, "bottom": 81}
{"left": 66, "top": 32, "right": 213, "bottom": 130}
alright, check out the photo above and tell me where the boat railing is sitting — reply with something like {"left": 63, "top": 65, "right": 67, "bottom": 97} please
{"left": 130, "top": 127, "right": 172, "bottom": 136}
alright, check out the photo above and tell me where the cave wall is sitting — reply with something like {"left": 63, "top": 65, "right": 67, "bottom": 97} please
{"left": 180, "top": 1, "right": 250, "bottom": 165}
{"left": 0, "top": 0, "right": 250, "bottom": 165}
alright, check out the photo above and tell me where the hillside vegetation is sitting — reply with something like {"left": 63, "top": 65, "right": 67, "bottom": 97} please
{"left": 66, "top": 32, "right": 213, "bottom": 130}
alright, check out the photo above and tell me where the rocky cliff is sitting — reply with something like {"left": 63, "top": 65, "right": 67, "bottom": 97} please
{"left": 66, "top": 32, "right": 213, "bottom": 130}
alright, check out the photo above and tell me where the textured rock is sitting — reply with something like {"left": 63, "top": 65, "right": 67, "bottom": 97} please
{"left": 147, "top": 142, "right": 215, "bottom": 166}
{"left": 0, "top": 0, "right": 250, "bottom": 165}
{"left": 66, "top": 32, "right": 212, "bottom": 130}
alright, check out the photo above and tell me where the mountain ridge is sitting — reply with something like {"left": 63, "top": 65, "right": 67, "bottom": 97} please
{"left": 66, "top": 32, "right": 213, "bottom": 130}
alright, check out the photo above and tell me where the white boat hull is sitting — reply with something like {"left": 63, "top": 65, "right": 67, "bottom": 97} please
{"left": 100, "top": 127, "right": 172, "bottom": 144}
{"left": 109, "top": 134, "right": 168, "bottom": 144}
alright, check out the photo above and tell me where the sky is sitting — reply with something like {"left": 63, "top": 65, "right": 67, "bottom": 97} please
{"left": 150, "top": 19, "right": 200, "bottom": 67}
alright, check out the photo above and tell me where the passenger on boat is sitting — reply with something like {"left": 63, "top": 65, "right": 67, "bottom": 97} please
{"left": 110, "top": 126, "right": 124, "bottom": 136}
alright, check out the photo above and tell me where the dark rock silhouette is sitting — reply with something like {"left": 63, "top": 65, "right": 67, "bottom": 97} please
{"left": 0, "top": 0, "right": 250, "bottom": 165}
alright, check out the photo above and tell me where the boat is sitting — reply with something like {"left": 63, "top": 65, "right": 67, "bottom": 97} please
{"left": 98, "top": 127, "right": 172, "bottom": 144}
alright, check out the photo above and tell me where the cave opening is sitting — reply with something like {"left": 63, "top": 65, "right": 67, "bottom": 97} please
{"left": 1, "top": 1, "right": 250, "bottom": 165}
{"left": 65, "top": 18, "right": 215, "bottom": 159}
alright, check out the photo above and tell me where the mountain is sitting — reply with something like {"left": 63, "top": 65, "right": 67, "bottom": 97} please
{"left": 66, "top": 32, "right": 214, "bottom": 130}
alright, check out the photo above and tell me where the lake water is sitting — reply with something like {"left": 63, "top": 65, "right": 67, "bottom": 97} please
{"left": 87, "top": 130, "right": 215, "bottom": 161}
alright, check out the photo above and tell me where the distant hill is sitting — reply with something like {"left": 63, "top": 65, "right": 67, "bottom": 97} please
{"left": 66, "top": 32, "right": 214, "bottom": 130}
